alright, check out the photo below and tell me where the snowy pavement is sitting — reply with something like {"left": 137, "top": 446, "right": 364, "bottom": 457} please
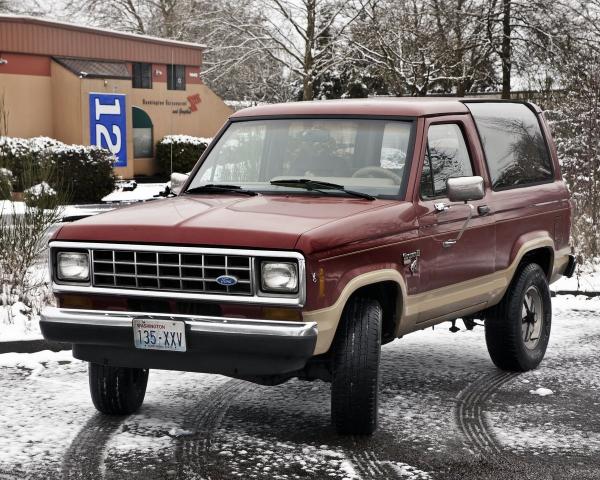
{"left": 1, "top": 295, "right": 599, "bottom": 480}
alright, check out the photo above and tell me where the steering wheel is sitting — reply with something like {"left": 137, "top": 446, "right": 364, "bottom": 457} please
{"left": 352, "top": 166, "right": 403, "bottom": 184}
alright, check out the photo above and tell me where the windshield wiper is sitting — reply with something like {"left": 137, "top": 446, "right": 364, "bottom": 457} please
{"left": 270, "top": 178, "right": 375, "bottom": 200}
{"left": 184, "top": 184, "right": 258, "bottom": 196}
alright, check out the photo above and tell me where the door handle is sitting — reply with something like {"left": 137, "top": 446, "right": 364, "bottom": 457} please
{"left": 478, "top": 205, "right": 491, "bottom": 216}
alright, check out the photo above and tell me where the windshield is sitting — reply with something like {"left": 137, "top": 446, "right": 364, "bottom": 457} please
{"left": 187, "top": 118, "right": 414, "bottom": 198}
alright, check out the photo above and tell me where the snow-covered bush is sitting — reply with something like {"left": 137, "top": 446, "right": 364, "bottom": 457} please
{"left": 23, "top": 181, "right": 57, "bottom": 209}
{"left": 0, "top": 168, "right": 13, "bottom": 200}
{"left": 156, "top": 135, "right": 212, "bottom": 176}
{"left": 0, "top": 163, "right": 67, "bottom": 313}
{"left": 0, "top": 136, "right": 116, "bottom": 203}
{"left": 545, "top": 56, "right": 600, "bottom": 265}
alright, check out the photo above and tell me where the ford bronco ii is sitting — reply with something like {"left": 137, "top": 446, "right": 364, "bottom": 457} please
{"left": 41, "top": 99, "right": 575, "bottom": 435}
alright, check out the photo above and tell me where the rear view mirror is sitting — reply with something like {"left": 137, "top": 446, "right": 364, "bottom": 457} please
{"left": 170, "top": 172, "right": 190, "bottom": 195}
{"left": 447, "top": 176, "right": 484, "bottom": 203}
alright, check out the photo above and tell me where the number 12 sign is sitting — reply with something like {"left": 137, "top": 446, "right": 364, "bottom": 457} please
{"left": 89, "top": 93, "right": 127, "bottom": 167}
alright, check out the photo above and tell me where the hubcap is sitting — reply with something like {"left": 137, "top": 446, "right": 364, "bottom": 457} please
{"left": 522, "top": 285, "right": 543, "bottom": 350}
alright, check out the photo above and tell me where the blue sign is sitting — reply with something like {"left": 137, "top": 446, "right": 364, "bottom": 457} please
{"left": 89, "top": 93, "right": 127, "bottom": 167}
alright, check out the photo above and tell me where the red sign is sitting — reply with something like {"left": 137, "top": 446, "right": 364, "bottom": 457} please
{"left": 187, "top": 93, "right": 201, "bottom": 112}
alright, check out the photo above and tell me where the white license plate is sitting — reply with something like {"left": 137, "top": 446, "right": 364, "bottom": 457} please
{"left": 133, "top": 318, "right": 187, "bottom": 352}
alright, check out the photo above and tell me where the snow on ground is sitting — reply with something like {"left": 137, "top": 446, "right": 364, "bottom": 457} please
{"left": 0, "top": 295, "right": 598, "bottom": 479}
{"left": 552, "top": 260, "right": 600, "bottom": 293}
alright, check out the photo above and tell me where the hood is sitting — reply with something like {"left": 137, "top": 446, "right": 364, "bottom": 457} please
{"left": 56, "top": 194, "right": 398, "bottom": 251}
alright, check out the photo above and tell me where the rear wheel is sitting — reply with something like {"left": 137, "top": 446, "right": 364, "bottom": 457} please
{"left": 485, "top": 263, "right": 552, "bottom": 371}
{"left": 89, "top": 362, "right": 149, "bottom": 415}
{"left": 331, "top": 297, "right": 382, "bottom": 435}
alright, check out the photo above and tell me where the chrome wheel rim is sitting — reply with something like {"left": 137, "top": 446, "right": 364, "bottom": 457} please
{"left": 522, "top": 285, "right": 543, "bottom": 350}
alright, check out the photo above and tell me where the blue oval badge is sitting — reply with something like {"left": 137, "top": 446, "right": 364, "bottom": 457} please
{"left": 216, "top": 275, "right": 238, "bottom": 286}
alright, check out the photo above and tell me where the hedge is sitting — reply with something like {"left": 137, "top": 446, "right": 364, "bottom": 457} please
{"left": 156, "top": 135, "right": 212, "bottom": 176}
{"left": 0, "top": 137, "right": 116, "bottom": 204}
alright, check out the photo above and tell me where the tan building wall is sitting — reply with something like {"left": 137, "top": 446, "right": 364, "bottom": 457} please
{"left": 77, "top": 75, "right": 232, "bottom": 178}
{"left": 0, "top": 60, "right": 53, "bottom": 138}
{"left": 0, "top": 53, "right": 232, "bottom": 179}
{"left": 51, "top": 61, "right": 84, "bottom": 145}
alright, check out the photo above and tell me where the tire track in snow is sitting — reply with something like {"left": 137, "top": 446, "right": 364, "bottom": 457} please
{"left": 61, "top": 413, "right": 128, "bottom": 480}
{"left": 175, "top": 378, "right": 251, "bottom": 478}
{"left": 455, "top": 370, "right": 519, "bottom": 455}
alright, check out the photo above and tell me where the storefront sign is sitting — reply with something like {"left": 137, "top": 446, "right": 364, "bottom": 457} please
{"left": 89, "top": 93, "right": 127, "bottom": 167}
{"left": 142, "top": 94, "right": 201, "bottom": 115}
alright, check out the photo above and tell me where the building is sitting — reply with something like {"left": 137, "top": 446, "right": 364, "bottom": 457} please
{"left": 0, "top": 15, "right": 232, "bottom": 178}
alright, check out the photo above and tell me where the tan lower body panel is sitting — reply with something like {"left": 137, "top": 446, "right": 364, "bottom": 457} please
{"left": 304, "top": 236, "right": 562, "bottom": 355}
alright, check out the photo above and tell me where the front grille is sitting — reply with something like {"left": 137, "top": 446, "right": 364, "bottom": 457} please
{"left": 91, "top": 249, "right": 253, "bottom": 295}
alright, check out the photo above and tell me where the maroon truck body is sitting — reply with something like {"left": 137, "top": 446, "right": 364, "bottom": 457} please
{"left": 41, "top": 98, "right": 574, "bottom": 434}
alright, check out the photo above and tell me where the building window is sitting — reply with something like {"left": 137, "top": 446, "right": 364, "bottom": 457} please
{"left": 167, "top": 64, "right": 186, "bottom": 90}
{"left": 132, "top": 107, "right": 153, "bottom": 157}
{"left": 132, "top": 63, "right": 152, "bottom": 89}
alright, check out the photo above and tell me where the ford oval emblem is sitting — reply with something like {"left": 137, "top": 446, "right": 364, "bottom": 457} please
{"left": 216, "top": 275, "right": 238, "bottom": 286}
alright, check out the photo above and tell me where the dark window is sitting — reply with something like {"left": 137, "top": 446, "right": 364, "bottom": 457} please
{"left": 420, "top": 123, "right": 473, "bottom": 199}
{"left": 167, "top": 64, "right": 186, "bottom": 90}
{"left": 132, "top": 63, "right": 152, "bottom": 89}
{"left": 467, "top": 102, "right": 553, "bottom": 190}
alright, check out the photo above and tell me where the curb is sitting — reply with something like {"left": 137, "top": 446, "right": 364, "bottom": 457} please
{"left": 0, "top": 339, "right": 70, "bottom": 355}
{"left": 552, "top": 290, "right": 600, "bottom": 298}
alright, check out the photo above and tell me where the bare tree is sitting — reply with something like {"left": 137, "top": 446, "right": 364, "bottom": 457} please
{"left": 209, "top": 0, "right": 364, "bottom": 100}
{"left": 64, "top": 0, "right": 189, "bottom": 38}
{"left": 349, "top": 0, "right": 497, "bottom": 96}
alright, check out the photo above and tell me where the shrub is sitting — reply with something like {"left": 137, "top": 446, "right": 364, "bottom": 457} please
{"left": 0, "top": 136, "right": 116, "bottom": 204}
{"left": 46, "top": 145, "right": 116, "bottom": 204}
{"left": 156, "top": 135, "right": 212, "bottom": 176}
{"left": 23, "top": 181, "right": 57, "bottom": 209}
{"left": 0, "top": 168, "right": 13, "bottom": 200}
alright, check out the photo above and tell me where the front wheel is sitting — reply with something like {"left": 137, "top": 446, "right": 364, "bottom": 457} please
{"left": 485, "top": 263, "right": 552, "bottom": 371}
{"left": 331, "top": 297, "right": 382, "bottom": 435}
{"left": 89, "top": 362, "right": 149, "bottom": 415}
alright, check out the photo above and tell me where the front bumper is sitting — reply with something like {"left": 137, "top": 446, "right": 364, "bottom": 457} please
{"left": 40, "top": 307, "right": 318, "bottom": 377}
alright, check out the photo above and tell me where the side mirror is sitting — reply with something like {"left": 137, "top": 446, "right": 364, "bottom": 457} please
{"left": 170, "top": 172, "right": 189, "bottom": 195}
{"left": 447, "top": 176, "right": 485, "bottom": 203}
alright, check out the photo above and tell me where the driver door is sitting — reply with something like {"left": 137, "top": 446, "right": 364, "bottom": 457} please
{"left": 414, "top": 116, "right": 496, "bottom": 324}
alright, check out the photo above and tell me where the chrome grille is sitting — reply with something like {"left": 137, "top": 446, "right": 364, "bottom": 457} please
{"left": 91, "top": 249, "right": 253, "bottom": 295}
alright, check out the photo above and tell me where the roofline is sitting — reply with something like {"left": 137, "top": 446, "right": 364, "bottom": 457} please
{"left": 0, "top": 14, "right": 206, "bottom": 50}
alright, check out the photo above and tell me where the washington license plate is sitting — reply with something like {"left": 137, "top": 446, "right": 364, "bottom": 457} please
{"left": 133, "top": 318, "right": 187, "bottom": 352}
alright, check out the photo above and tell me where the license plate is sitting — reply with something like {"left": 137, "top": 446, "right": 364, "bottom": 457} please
{"left": 133, "top": 318, "right": 187, "bottom": 352}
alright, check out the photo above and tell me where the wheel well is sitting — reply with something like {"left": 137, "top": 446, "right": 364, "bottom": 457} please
{"left": 520, "top": 247, "right": 553, "bottom": 279}
{"left": 345, "top": 281, "right": 400, "bottom": 345}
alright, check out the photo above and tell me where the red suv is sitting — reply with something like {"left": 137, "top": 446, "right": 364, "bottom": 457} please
{"left": 42, "top": 99, "right": 575, "bottom": 434}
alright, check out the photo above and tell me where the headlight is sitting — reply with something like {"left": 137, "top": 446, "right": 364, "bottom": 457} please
{"left": 57, "top": 252, "right": 90, "bottom": 281}
{"left": 261, "top": 261, "right": 298, "bottom": 293}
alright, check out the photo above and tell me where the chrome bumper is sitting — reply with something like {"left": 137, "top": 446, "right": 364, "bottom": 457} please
{"left": 41, "top": 307, "right": 318, "bottom": 337}
{"left": 40, "top": 307, "right": 319, "bottom": 377}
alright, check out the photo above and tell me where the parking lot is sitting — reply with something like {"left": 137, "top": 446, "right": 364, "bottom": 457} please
{"left": 1, "top": 294, "right": 599, "bottom": 480}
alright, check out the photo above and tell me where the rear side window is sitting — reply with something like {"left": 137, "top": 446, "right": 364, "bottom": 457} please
{"left": 467, "top": 102, "right": 553, "bottom": 190}
{"left": 421, "top": 123, "right": 473, "bottom": 199}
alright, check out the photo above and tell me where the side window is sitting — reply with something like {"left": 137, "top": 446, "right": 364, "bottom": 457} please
{"left": 467, "top": 102, "right": 553, "bottom": 189}
{"left": 420, "top": 123, "right": 473, "bottom": 199}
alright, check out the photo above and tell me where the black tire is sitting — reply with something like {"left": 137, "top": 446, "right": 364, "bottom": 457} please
{"left": 485, "top": 263, "right": 552, "bottom": 371}
{"left": 88, "top": 362, "right": 149, "bottom": 415}
{"left": 331, "top": 297, "right": 382, "bottom": 435}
